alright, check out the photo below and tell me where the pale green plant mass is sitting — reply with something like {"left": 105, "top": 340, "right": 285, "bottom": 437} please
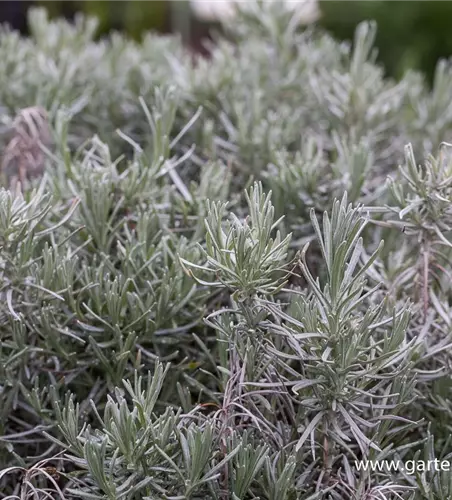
{"left": 1, "top": 2, "right": 452, "bottom": 499}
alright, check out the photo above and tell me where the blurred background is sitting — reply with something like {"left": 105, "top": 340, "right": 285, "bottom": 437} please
{"left": 1, "top": 0, "right": 452, "bottom": 83}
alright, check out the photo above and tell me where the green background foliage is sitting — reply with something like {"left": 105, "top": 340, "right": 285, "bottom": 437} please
{"left": 319, "top": 0, "right": 452, "bottom": 82}
{"left": 38, "top": 1, "right": 170, "bottom": 36}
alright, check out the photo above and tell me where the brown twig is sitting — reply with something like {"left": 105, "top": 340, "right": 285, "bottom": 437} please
{"left": 420, "top": 239, "right": 430, "bottom": 319}
{"left": 1, "top": 106, "right": 52, "bottom": 191}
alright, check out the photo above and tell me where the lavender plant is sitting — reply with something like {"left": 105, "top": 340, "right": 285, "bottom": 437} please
{"left": 1, "top": 2, "right": 452, "bottom": 499}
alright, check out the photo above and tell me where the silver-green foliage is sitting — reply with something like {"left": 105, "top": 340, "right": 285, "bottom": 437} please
{"left": 2, "top": 2, "right": 452, "bottom": 499}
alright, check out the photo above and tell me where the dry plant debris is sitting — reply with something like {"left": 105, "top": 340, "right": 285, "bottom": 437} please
{"left": 1, "top": 106, "right": 52, "bottom": 190}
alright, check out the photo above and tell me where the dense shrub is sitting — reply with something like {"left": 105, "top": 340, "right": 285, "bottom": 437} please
{"left": 1, "top": 3, "right": 452, "bottom": 498}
